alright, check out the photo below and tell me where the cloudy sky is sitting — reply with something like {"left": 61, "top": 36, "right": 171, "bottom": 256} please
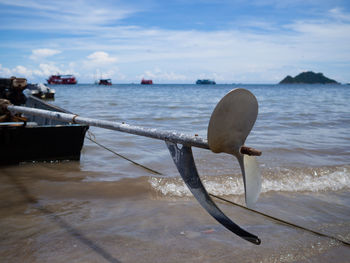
{"left": 0, "top": 0, "right": 349, "bottom": 84}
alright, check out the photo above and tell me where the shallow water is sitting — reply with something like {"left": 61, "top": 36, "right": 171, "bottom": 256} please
{"left": 1, "top": 84, "right": 349, "bottom": 262}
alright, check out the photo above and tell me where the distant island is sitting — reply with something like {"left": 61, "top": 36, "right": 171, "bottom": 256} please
{"left": 279, "top": 71, "right": 339, "bottom": 84}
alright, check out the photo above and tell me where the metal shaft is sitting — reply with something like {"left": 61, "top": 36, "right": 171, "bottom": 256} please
{"left": 8, "top": 105, "right": 209, "bottom": 149}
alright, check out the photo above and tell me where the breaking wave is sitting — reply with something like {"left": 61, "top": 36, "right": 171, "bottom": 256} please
{"left": 149, "top": 165, "right": 350, "bottom": 197}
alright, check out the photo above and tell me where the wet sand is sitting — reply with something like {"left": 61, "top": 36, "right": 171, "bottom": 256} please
{"left": 1, "top": 163, "right": 349, "bottom": 263}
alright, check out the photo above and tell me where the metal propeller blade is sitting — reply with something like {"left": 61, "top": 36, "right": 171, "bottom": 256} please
{"left": 166, "top": 141, "right": 261, "bottom": 245}
{"left": 208, "top": 88, "right": 261, "bottom": 207}
{"left": 237, "top": 154, "right": 262, "bottom": 208}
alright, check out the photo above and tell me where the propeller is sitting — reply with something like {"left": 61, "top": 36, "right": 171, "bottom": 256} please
{"left": 208, "top": 88, "right": 261, "bottom": 208}
{"left": 166, "top": 88, "right": 262, "bottom": 245}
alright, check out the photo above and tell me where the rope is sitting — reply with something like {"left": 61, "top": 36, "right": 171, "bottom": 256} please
{"left": 209, "top": 193, "right": 350, "bottom": 247}
{"left": 85, "top": 131, "right": 162, "bottom": 175}
{"left": 72, "top": 114, "right": 79, "bottom": 124}
{"left": 84, "top": 130, "right": 350, "bottom": 247}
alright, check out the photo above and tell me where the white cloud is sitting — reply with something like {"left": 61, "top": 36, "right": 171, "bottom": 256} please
{"left": 329, "top": 7, "right": 350, "bottom": 22}
{"left": 0, "top": 64, "right": 12, "bottom": 77}
{"left": 14, "top": 65, "right": 31, "bottom": 76}
{"left": 139, "top": 68, "right": 188, "bottom": 82}
{"left": 0, "top": 65, "right": 35, "bottom": 79}
{"left": 0, "top": 0, "right": 140, "bottom": 32}
{"left": 37, "top": 63, "right": 62, "bottom": 76}
{"left": 29, "top": 48, "right": 61, "bottom": 60}
{"left": 87, "top": 51, "right": 117, "bottom": 65}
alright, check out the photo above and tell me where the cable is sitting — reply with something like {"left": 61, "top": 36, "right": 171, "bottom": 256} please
{"left": 210, "top": 193, "right": 350, "bottom": 247}
{"left": 85, "top": 131, "right": 162, "bottom": 175}
{"left": 85, "top": 131, "right": 350, "bottom": 247}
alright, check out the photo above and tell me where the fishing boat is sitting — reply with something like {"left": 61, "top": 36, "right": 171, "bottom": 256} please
{"left": 98, "top": 79, "right": 112, "bottom": 86}
{"left": 196, "top": 79, "right": 216, "bottom": 85}
{"left": 0, "top": 77, "right": 88, "bottom": 165}
{"left": 47, "top": 74, "right": 77, "bottom": 85}
{"left": 141, "top": 79, "right": 153, "bottom": 85}
{"left": 26, "top": 83, "right": 55, "bottom": 99}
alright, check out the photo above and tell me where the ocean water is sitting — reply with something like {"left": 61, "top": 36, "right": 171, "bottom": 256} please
{"left": 1, "top": 84, "right": 349, "bottom": 262}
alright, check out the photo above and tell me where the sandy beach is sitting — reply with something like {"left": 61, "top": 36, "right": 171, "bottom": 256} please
{"left": 1, "top": 162, "right": 349, "bottom": 263}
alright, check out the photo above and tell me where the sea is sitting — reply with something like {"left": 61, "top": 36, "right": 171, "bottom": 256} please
{"left": 1, "top": 84, "right": 349, "bottom": 262}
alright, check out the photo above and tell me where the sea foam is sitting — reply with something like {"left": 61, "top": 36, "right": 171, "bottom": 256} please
{"left": 149, "top": 166, "right": 350, "bottom": 197}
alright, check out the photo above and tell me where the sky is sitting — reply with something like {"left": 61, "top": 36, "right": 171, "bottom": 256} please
{"left": 0, "top": 0, "right": 350, "bottom": 84}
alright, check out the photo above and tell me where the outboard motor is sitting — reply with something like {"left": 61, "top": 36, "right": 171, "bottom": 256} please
{"left": 0, "top": 76, "right": 27, "bottom": 105}
{"left": 0, "top": 77, "right": 27, "bottom": 122}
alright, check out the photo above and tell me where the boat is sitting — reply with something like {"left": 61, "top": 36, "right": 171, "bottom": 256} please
{"left": 141, "top": 79, "right": 153, "bottom": 85}
{"left": 26, "top": 83, "right": 55, "bottom": 99}
{"left": 47, "top": 74, "right": 77, "bottom": 85}
{"left": 98, "top": 79, "right": 112, "bottom": 86}
{"left": 0, "top": 77, "right": 88, "bottom": 165}
{"left": 196, "top": 79, "right": 216, "bottom": 85}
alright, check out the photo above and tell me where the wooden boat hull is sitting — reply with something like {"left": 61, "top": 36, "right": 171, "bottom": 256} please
{"left": 0, "top": 95, "right": 88, "bottom": 165}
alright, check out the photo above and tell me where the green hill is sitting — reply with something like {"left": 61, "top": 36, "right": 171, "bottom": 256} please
{"left": 280, "top": 71, "right": 338, "bottom": 84}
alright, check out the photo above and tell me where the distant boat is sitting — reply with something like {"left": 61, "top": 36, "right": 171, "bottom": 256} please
{"left": 47, "top": 74, "right": 77, "bottom": 85}
{"left": 141, "top": 79, "right": 153, "bottom": 85}
{"left": 98, "top": 79, "right": 112, "bottom": 86}
{"left": 26, "top": 83, "right": 55, "bottom": 99}
{"left": 196, "top": 79, "right": 216, "bottom": 85}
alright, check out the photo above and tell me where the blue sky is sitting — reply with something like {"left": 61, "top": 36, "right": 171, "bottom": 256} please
{"left": 0, "top": 0, "right": 349, "bottom": 83}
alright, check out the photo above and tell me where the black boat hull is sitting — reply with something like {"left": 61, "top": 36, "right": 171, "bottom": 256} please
{"left": 0, "top": 95, "right": 88, "bottom": 165}
{"left": 0, "top": 124, "right": 88, "bottom": 164}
